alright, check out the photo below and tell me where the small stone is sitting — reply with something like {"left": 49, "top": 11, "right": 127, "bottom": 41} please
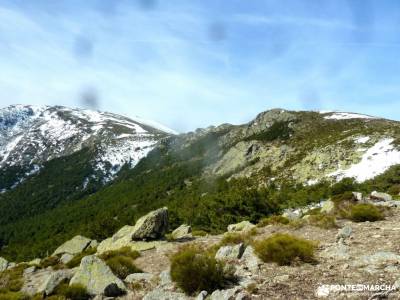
{"left": 196, "top": 290, "right": 208, "bottom": 300}
{"left": 371, "top": 191, "right": 392, "bottom": 202}
{"left": 240, "top": 246, "right": 262, "bottom": 273}
{"left": 335, "top": 225, "right": 352, "bottom": 243}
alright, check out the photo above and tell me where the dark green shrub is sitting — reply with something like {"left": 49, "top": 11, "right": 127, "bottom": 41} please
{"left": 0, "top": 291, "right": 29, "bottom": 300}
{"left": 99, "top": 246, "right": 142, "bottom": 279}
{"left": 105, "top": 256, "right": 142, "bottom": 279}
{"left": 54, "top": 283, "right": 90, "bottom": 300}
{"left": 170, "top": 245, "right": 234, "bottom": 295}
{"left": 258, "top": 215, "right": 289, "bottom": 227}
{"left": 220, "top": 230, "right": 256, "bottom": 247}
{"left": 350, "top": 204, "right": 384, "bottom": 222}
{"left": 66, "top": 248, "right": 97, "bottom": 268}
{"left": 99, "top": 247, "right": 140, "bottom": 261}
{"left": 192, "top": 230, "right": 208, "bottom": 237}
{"left": 0, "top": 264, "right": 27, "bottom": 293}
{"left": 330, "top": 178, "right": 356, "bottom": 196}
{"left": 253, "top": 233, "right": 316, "bottom": 265}
{"left": 388, "top": 184, "right": 400, "bottom": 196}
{"left": 38, "top": 256, "right": 62, "bottom": 269}
{"left": 307, "top": 214, "right": 337, "bottom": 229}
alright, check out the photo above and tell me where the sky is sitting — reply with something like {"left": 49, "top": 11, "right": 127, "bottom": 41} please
{"left": 0, "top": 0, "right": 400, "bottom": 132}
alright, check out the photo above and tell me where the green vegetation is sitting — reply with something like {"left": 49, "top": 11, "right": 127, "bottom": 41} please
{"left": 350, "top": 204, "right": 384, "bottom": 222}
{"left": 307, "top": 214, "right": 337, "bottom": 229}
{"left": 258, "top": 215, "right": 289, "bottom": 227}
{"left": 253, "top": 233, "right": 316, "bottom": 266}
{"left": 2, "top": 110, "right": 400, "bottom": 262}
{"left": 53, "top": 283, "right": 90, "bottom": 300}
{"left": 66, "top": 247, "right": 97, "bottom": 268}
{"left": 191, "top": 230, "right": 208, "bottom": 237}
{"left": 0, "top": 264, "right": 27, "bottom": 299}
{"left": 99, "top": 247, "right": 142, "bottom": 279}
{"left": 170, "top": 245, "right": 235, "bottom": 295}
{"left": 220, "top": 230, "right": 256, "bottom": 247}
{"left": 244, "top": 121, "right": 293, "bottom": 142}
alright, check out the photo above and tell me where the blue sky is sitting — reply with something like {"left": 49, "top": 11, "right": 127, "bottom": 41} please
{"left": 0, "top": 0, "right": 399, "bottom": 132}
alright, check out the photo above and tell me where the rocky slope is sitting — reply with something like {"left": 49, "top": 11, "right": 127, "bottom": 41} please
{"left": 2, "top": 191, "right": 400, "bottom": 300}
{"left": 3, "top": 107, "right": 400, "bottom": 262}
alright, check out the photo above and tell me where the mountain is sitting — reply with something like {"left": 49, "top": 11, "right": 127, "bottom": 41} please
{"left": 0, "top": 105, "right": 174, "bottom": 192}
{"left": 2, "top": 107, "right": 400, "bottom": 261}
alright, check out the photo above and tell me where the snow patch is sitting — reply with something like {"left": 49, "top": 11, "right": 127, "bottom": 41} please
{"left": 354, "top": 136, "right": 370, "bottom": 144}
{"left": 323, "top": 112, "right": 376, "bottom": 120}
{"left": 329, "top": 138, "right": 400, "bottom": 182}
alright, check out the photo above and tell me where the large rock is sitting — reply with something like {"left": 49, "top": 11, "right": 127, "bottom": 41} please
{"left": 53, "top": 235, "right": 96, "bottom": 256}
{"left": 216, "top": 244, "right": 245, "bottom": 260}
{"left": 353, "top": 251, "right": 400, "bottom": 268}
{"left": 69, "top": 255, "right": 125, "bottom": 295}
{"left": 131, "top": 207, "right": 169, "bottom": 240}
{"left": 22, "top": 268, "right": 75, "bottom": 296}
{"left": 125, "top": 273, "right": 154, "bottom": 283}
{"left": 227, "top": 221, "right": 255, "bottom": 232}
{"left": 0, "top": 257, "right": 8, "bottom": 272}
{"left": 371, "top": 191, "right": 392, "bottom": 202}
{"left": 171, "top": 224, "right": 192, "bottom": 240}
{"left": 320, "top": 200, "right": 335, "bottom": 214}
{"left": 240, "top": 246, "right": 262, "bottom": 272}
{"left": 143, "top": 288, "right": 188, "bottom": 300}
{"left": 210, "top": 286, "right": 250, "bottom": 300}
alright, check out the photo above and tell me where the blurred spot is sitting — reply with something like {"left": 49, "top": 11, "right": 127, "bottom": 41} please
{"left": 137, "top": 0, "right": 158, "bottom": 10}
{"left": 96, "top": 0, "right": 119, "bottom": 16}
{"left": 80, "top": 87, "right": 100, "bottom": 110}
{"left": 346, "top": 0, "right": 374, "bottom": 43}
{"left": 208, "top": 22, "right": 227, "bottom": 42}
{"left": 74, "top": 35, "right": 94, "bottom": 60}
{"left": 264, "top": 26, "right": 291, "bottom": 58}
{"left": 298, "top": 89, "right": 322, "bottom": 110}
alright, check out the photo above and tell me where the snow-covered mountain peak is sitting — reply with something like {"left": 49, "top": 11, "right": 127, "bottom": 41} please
{"left": 0, "top": 105, "right": 173, "bottom": 190}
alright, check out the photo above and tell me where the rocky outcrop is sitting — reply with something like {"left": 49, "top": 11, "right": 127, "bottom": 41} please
{"left": 22, "top": 268, "right": 75, "bottom": 296}
{"left": 210, "top": 286, "right": 250, "bottom": 300}
{"left": 0, "top": 257, "right": 8, "bottom": 272}
{"left": 371, "top": 191, "right": 392, "bottom": 202}
{"left": 227, "top": 221, "right": 255, "bottom": 232}
{"left": 143, "top": 288, "right": 188, "bottom": 300}
{"left": 69, "top": 255, "right": 125, "bottom": 295}
{"left": 131, "top": 207, "right": 169, "bottom": 240}
{"left": 240, "top": 246, "right": 262, "bottom": 273}
{"left": 171, "top": 224, "right": 192, "bottom": 240}
{"left": 216, "top": 244, "right": 245, "bottom": 261}
{"left": 97, "top": 208, "right": 169, "bottom": 253}
{"left": 52, "top": 235, "right": 97, "bottom": 256}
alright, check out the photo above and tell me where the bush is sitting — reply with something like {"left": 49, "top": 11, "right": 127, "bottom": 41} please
{"left": 0, "top": 264, "right": 27, "bottom": 293}
{"left": 307, "top": 214, "right": 337, "bottom": 229}
{"left": 105, "top": 256, "right": 142, "bottom": 279}
{"left": 388, "top": 184, "right": 400, "bottom": 196}
{"left": 54, "top": 283, "right": 90, "bottom": 300}
{"left": 220, "top": 230, "right": 256, "bottom": 247}
{"left": 258, "top": 215, "right": 289, "bottom": 227}
{"left": 350, "top": 204, "right": 384, "bottom": 222}
{"left": 38, "top": 256, "right": 62, "bottom": 269}
{"left": 253, "top": 233, "right": 316, "bottom": 266}
{"left": 170, "top": 245, "right": 235, "bottom": 295}
{"left": 0, "top": 292, "right": 29, "bottom": 300}
{"left": 99, "top": 247, "right": 140, "bottom": 261}
{"left": 192, "top": 230, "right": 208, "bottom": 237}
{"left": 99, "top": 247, "right": 142, "bottom": 279}
{"left": 66, "top": 248, "right": 97, "bottom": 268}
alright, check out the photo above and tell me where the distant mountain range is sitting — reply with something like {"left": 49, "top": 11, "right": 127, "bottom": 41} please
{"left": 1, "top": 105, "right": 400, "bottom": 261}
